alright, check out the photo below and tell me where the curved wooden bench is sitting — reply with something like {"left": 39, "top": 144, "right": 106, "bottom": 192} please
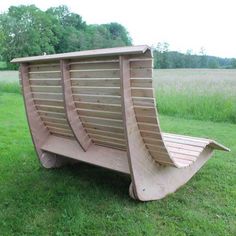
{"left": 12, "top": 45, "right": 229, "bottom": 201}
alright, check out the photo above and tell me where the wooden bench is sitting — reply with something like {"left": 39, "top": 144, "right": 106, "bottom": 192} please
{"left": 12, "top": 45, "right": 229, "bottom": 201}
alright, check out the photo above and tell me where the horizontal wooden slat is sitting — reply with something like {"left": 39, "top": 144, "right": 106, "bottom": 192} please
{"left": 30, "top": 79, "right": 61, "bottom": 86}
{"left": 71, "top": 78, "right": 120, "bottom": 87}
{"left": 85, "top": 128, "right": 125, "bottom": 139}
{"left": 40, "top": 116, "right": 68, "bottom": 124}
{"left": 163, "top": 137, "right": 207, "bottom": 148}
{"left": 29, "top": 71, "right": 61, "bottom": 79}
{"left": 130, "top": 59, "right": 153, "bottom": 69}
{"left": 134, "top": 106, "right": 156, "bottom": 116}
{"left": 43, "top": 121, "right": 70, "bottom": 129}
{"left": 72, "top": 87, "right": 121, "bottom": 96}
{"left": 138, "top": 123, "right": 160, "bottom": 132}
{"left": 165, "top": 141, "right": 203, "bottom": 152}
{"left": 83, "top": 122, "right": 124, "bottom": 134}
{"left": 140, "top": 130, "right": 162, "bottom": 139}
{"left": 136, "top": 116, "right": 157, "bottom": 124}
{"left": 35, "top": 104, "right": 64, "bottom": 113}
{"left": 93, "top": 140, "right": 126, "bottom": 150}
{"left": 33, "top": 99, "right": 63, "bottom": 107}
{"left": 168, "top": 147, "right": 200, "bottom": 157}
{"left": 75, "top": 102, "right": 122, "bottom": 112}
{"left": 29, "top": 63, "right": 60, "bottom": 72}
{"left": 70, "top": 61, "right": 119, "bottom": 70}
{"left": 70, "top": 69, "right": 119, "bottom": 78}
{"left": 77, "top": 109, "right": 122, "bottom": 120}
{"left": 49, "top": 131, "right": 74, "bottom": 139}
{"left": 47, "top": 126, "right": 73, "bottom": 135}
{"left": 80, "top": 116, "right": 123, "bottom": 127}
{"left": 88, "top": 133, "right": 125, "bottom": 145}
{"left": 130, "top": 68, "right": 152, "bottom": 78}
{"left": 131, "top": 78, "right": 153, "bottom": 88}
{"left": 38, "top": 111, "right": 66, "bottom": 119}
{"left": 133, "top": 97, "right": 155, "bottom": 106}
{"left": 31, "top": 86, "right": 62, "bottom": 93}
{"left": 73, "top": 94, "right": 121, "bottom": 104}
{"left": 32, "top": 92, "right": 63, "bottom": 100}
{"left": 131, "top": 88, "right": 154, "bottom": 97}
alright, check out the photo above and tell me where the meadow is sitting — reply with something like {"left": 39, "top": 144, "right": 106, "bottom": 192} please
{"left": 0, "top": 69, "right": 236, "bottom": 235}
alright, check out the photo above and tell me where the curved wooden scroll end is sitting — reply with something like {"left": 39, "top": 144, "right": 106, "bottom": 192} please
{"left": 60, "top": 59, "right": 92, "bottom": 151}
{"left": 130, "top": 147, "right": 214, "bottom": 201}
{"left": 20, "top": 63, "right": 70, "bottom": 169}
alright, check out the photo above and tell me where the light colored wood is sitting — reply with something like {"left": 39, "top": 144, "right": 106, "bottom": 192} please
{"left": 73, "top": 94, "right": 121, "bottom": 104}
{"left": 72, "top": 87, "right": 121, "bottom": 96}
{"left": 60, "top": 59, "right": 92, "bottom": 151}
{"left": 20, "top": 63, "right": 67, "bottom": 168}
{"left": 42, "top": 135, "right": 129, "bottom": 174}
{"left": 11, "top": 45, "right": 151, "bottom": 63}
{"left": 14, "top": 46, "right": 229, "bottom": 202}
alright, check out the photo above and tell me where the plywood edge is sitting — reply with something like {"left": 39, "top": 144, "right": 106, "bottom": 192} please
{"left": 11, "top": 45, "right": 151, "bottom": 63}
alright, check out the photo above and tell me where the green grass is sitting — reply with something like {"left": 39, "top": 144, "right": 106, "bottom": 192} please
{"left": 0, "top": 61, "right": 7, "bottom": 70}
{"left": 0, "top": 92, "right": 235, "bottom": 235}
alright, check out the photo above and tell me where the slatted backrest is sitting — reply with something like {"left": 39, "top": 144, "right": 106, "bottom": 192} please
{"left": 68, "top": 57, "right": 126, "bottom": 150}
{"left": 27, "top": 62, "right": 74, "bottom": 139}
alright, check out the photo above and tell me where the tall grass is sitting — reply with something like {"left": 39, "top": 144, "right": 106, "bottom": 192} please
{"left": 154, "top": 69, "right": 236, "bottom": 124}
{"left": 0, "top": 81, "right": 21, "bottom": 94}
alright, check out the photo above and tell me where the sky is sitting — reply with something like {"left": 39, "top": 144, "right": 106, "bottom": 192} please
{"left": 1, "top": 0, "right": 236, "bottom": 58}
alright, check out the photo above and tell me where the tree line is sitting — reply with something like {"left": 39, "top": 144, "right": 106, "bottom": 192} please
{"left": 0, "top": 5, "right": 235, "bottom": 69}
{"left": 0, "top": 5, "right": 132, "bottom": 68}
{"left": 153, "top": 43, "right": 236, "bottom": 69}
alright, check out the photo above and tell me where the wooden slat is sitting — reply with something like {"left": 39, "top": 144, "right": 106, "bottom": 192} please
{"left": 134, "top": 106, "right": 156, "bottom": 116}
{"left": 29, "top": 71, "right": 61, "bottom": 79}
{"left": 73, "top": 94, "right": 121, "bottom": 104}
{"left": 71, "top": 78, "right": 120, "bottom": 87}
{"left": 85, "top": 127, "right": 125, "bottom": 139}
{"left": 80, "top": 116, "right": 123, "bottom": 127}
{"left": 43, "top": 121, "right": 70, "bottom": 129}
{"left": 35, "top": 104, "right": 64, "bottom": 113}
{"left": 29, "top": 64, "right": 60, "bottom": 72}
{"left": 130, "top": 60, "right": 152, "bottom": 69}
{"left": 83, "top": 122, "right": 124, "bottom": 134}
{"left": 32, "top": 92, "right": 63, "bottom": 100}
{"left": 70, "top": 61, "right": 119, "bottom": 70}
{"left": 140, "top": 130, "right": 162, "bottom": 139}
{"left": 38, "top": 111, "right": 66, "bottom": 119}
{"left": 40, "top": 116, "right": 67, "bottom": 124}
{"left": 72, "top": 87, "right": 121, "bottom": 96}
{"left": 131, "top": 88, "right": 154, "bottom": 97}
{"left": 136, "top": 116, "right": 157, "bottom": 124}
{"left": 33, "top": 99, "right": 63, "bottom": 107}
{"left": 93, "top": 140, "right": 126, "bottom": 150}
{"left": 88, "top": 133, "right": 126, "bottom": 145}
{"left": 47, "top": 126, "right": 73, "bottom": 135}
{"left": 131, "top": 78, "right": 153, "bottom": 88}
{"left": 77, "top": 109, "right": 122, "bottom": 120}
{"left": 138, "top": 123, "right": 160, "bottom": 132}
{"left": 75, "top": 102, "right": 122, "bottom": 112}
{"left": 70, "top": 69, "right": 119, "bottom": 78}
{"left": 133, "top": 97, "right": 155, "bottom": 106}
{"left": 165, "top": 141, "right": 203, "bottom": 152}
{"left": 130, "top": 68, "right": 152, "bottom": 78}
{"left": 30, "top": 79, "right": 61, "bottom": 86}
{"left": 31, "top": 86, "right": 62, "bottom": 93}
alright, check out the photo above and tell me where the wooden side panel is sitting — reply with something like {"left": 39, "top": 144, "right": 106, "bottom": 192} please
{"left": 60, "top": 60, "right": 92, "bottom": 151}
{"left": 20, "top": 63, "right": 66, "bottom": 168}
{"left": 130, "top": 57, "right": 173, "bottom": 164}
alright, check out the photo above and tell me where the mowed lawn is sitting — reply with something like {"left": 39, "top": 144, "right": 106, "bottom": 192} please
{"left": 0, "top": 70, "right": 236, "bottom": 235}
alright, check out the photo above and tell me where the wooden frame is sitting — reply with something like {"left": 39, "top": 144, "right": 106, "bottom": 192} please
{"left": 12, "top": 45, "right": 230, "bottom": 201}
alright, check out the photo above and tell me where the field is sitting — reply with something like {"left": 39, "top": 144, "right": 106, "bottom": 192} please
{"left": 0, "top": 70, "right": 236, "bottom": 235}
